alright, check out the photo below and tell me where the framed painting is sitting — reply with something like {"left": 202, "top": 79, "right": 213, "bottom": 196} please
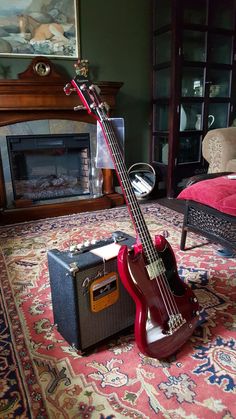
{"left": 0, "top": 0, "right": 80, "bottom": 58}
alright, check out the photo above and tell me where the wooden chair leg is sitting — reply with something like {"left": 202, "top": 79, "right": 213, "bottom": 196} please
{"left": 180, "top": 227, "right": 187, "bottom": 250}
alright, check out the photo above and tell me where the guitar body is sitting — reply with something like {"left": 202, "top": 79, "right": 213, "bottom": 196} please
{"left": 117, "top": 235, "right": 199, "bottom": 359}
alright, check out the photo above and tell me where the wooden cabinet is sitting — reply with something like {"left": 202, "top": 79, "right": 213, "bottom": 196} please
{"left": 152, "top": 0, "right": 236, "bottom": 197}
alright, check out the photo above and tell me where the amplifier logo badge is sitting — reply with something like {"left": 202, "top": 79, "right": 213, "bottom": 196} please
{"left": 90, "top": 272, "right": 119, "bottom": 312}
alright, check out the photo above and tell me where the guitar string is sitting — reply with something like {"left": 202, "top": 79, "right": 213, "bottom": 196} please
{"left": 90, "top": 88, "right": 179, "bottom": 320}
{"left": 83, "top": 84, "right": 181, "bottom": 325}
{"left": 91, "top": 92, "right": 179, "bottom": 319}
{"left": 101, "top": 117, "right": 180, "bottom": 321}
{"left": 96, "top": 113, "right": 180, "bottom": 321}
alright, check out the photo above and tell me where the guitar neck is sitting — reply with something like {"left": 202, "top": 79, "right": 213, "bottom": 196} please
{"left": 68, "top": 76, "right": 156, "bottom": 261}
{"left": 100, "top": 117, "right": 154, "bottom": 258}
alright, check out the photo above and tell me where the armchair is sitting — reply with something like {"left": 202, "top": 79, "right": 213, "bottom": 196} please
{"left": 202, "top": 127, "right": 236, "bottom": 173}
{"left": 177, "top": 127, "right": 236, "bottom": 253}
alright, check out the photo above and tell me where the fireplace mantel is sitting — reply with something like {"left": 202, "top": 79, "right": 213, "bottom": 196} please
{"left": 0, "top": 57, "right": 124, "bottom": 224}
{"left": 0, "top": 57, "right": 123, "bottom": 126}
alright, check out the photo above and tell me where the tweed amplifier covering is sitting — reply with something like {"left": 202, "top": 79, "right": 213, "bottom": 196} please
{"left": 47, "top": 232, "right": 136, "bottom": 352}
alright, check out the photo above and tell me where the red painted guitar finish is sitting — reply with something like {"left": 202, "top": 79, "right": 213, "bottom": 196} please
{"left": 117, "top": 236, "right": 199, "bottom": 359}
{"left": 64, "top": 63, "right": 200, "bottom": 359}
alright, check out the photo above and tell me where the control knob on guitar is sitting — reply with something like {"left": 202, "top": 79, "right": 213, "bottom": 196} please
{"left": 64, "top": 62, "right": 200, "bottom": 359}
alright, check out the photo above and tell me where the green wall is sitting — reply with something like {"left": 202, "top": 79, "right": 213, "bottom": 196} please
{"left": 0, "top": 0, "right": 151, "bottom": 166}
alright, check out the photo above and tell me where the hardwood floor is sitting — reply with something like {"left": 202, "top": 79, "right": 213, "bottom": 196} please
{"left": 155, "top": 197, "right": 185, "bottom": 214}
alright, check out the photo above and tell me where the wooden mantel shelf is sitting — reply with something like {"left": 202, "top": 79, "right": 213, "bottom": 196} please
{"left": 0, "top": 57, "right": 124, "bottom": 224}
{"left": 0, "top": 79, "right": 123, "bottom": 126}
{"left": 0, "top": 57, "right": 123, "bottom": 126}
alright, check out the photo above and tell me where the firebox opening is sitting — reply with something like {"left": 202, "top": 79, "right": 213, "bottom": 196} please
{"left": 7, "top": 133, "right": 91, "bottom": 202}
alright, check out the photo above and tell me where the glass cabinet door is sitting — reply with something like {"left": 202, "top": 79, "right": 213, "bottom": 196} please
{"left": 208, "top": 103, "right": 230, "bottom": 129}
{"left": 154, "top": 68, "right": 171, "bottom": 98}
{"left": 154, "top": 0, "right": 171, "bottom": 29}
{"left": 154, "top": 31, "right": 171, "bottom": 65}
{"left": 182, "top": 30, "right": 206, "bottom": 62}
{"left": 177, "top": 135, "right": 201, "bottom": 164}
{"left": 208, "top": 34, "right": 233, "bottom": 65}
{"left": 211, "top": 0, "right": 235, "bottom": 29}
{"left": 182, "top": 0, "right": 207, "bottom": 25}
{"left": 154, "top": 105, "right": 169, "bottom": 131}
{"left": 153, "top": 136, "right": 169, "bottom": 164}
{"left": 179, "top": 103, "right": 203, "bottom": 131}
{"left": 152, "top": 0, "right": 236, "bottom": 197}
{"left": 208, "top": 69, "right": 231, "bottom": 98}
{"left": 181, "top": 67, "right": 205, "bottom": 97}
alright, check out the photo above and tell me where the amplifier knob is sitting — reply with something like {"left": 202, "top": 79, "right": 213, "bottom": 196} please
{"left": 69, "top": 244, "right": 77, "bottom": 252}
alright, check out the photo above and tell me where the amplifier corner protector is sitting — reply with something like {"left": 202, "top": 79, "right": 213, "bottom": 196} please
{"left": 68, "top": 262, "right": 79, "bottom": 276}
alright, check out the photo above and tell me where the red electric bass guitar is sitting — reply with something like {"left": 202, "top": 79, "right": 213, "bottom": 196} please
{"left": 64, "top": 64, "right": 200, "bottom": 359}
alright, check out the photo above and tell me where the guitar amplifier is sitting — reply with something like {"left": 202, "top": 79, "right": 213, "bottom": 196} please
{"left": 47, "top": 231, "right": 135, "bottom": 353}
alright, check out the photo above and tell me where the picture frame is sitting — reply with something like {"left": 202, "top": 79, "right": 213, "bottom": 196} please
{"left": 0, "top": 0, "right": 80, "bottom": 58}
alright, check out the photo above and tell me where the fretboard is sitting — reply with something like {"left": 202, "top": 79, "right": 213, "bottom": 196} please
{"left": 100, "top": 117, "right": 157, "bottom": 263}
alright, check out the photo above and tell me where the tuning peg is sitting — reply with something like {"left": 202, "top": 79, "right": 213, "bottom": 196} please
{"left": 64, "top": 83, "right": 76, "bottom": 95}
{"left": 74, "top": 105, "right": 86, "bottom": 111}
{"left": 90, "top": 84, "right": 101, "bottom": 94}
{"left": 99, "top": 102, "right": 110, "bottom": 112}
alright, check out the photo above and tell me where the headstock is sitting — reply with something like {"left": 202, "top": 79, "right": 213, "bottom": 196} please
{"left": 64, "top": 59, "right": 109, "bottom": 121}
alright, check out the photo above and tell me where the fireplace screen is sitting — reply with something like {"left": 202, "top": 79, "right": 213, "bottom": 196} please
{"left": 7, "top": 133, "right": 91, "bottom": 202}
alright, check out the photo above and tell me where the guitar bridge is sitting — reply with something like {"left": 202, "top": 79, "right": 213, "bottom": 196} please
{"left": 145, "top": 312, "right": 187, "bottom": 343}
{"left": 167, "top": 314, "right": 186, "bottom": 335}
{"left": 146, "top": 259, "right": 165, "bottom": 280}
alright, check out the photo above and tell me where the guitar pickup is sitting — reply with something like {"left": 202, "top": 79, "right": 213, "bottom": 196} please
{"left": 146, "top": 259, "right": 166, "bottom": 280}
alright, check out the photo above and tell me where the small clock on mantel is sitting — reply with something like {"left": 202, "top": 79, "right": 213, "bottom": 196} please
{"left": 33, "top": 60, "right": 51, "bottom": 77}
{"left": 18, "top": 56, "right": 65, "bottom": 80}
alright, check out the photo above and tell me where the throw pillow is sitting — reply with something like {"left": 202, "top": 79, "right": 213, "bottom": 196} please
{"left": 177, "top": 175, "right": 236, "bottom": 216}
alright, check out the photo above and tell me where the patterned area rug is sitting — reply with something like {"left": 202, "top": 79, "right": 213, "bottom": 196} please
{"left": 0, "top": 203, "right": 235, "bottom": 418}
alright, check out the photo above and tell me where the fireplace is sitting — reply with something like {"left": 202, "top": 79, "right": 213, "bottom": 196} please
{"left": 7, "top": 133, "right": 91, "bottom": 205}
{"left": 0, "top": 57, "right": 124, "bottom": 224}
